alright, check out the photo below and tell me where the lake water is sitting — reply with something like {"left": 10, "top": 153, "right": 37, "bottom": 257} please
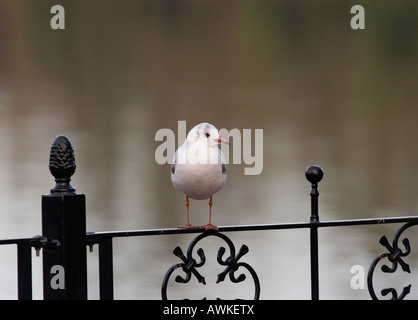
{"left": 0, "top": 0, "right": 417, "bottom": 300}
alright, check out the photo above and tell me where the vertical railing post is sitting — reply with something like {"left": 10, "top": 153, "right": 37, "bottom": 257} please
{"left": 42, "top": 135, "right": 87, "bottom": 299}
{"left": 17, "top": 243, "right": 33, "bottom": 300}
{"left": 305, "top": 165, "right": 324, "bottom": 300}
{"left": 99, "top": 239, "right": 114, "bottom": 300}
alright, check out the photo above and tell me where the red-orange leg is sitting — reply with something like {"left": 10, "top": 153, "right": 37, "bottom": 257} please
{"left": 205, "top": 196, "right": 218, "bottom": 230}
{"left": 185, "top": 196, "right": 192, "bottom": 227}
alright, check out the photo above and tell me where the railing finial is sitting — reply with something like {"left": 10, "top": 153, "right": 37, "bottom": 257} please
{"left": 305, "top": 165, "right": 323, "bottom": 185}
{"left": 49, "top": 135, "right": 76, "bottom": 194}
{"left": 305, "top": 164, "right": 323, "bottom": 223}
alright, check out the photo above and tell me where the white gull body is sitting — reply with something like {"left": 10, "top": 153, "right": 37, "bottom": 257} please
{"left": 171, "top": 122, "right": 228, "bottom": 230}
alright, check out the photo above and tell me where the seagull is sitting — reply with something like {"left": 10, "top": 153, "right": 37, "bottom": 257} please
{"left": 171, "top": 122, "right": 229, "bottom": 230}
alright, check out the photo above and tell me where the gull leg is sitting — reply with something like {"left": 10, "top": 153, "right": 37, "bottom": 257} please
{"left": 184, "top": 195, "right": 193, "bottom": 228}
{"left": 178, "top": 196, "right": 192, "bottom": 228}
{"left": 204, "top": 196, "right": 218, "bottom": 231}
{"left": 178, "top": 196, "right": 203, "bottom": 229}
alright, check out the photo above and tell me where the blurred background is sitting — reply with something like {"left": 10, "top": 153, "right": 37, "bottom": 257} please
{"left": 0, "top": 0, "right": 417, "bottom": 300}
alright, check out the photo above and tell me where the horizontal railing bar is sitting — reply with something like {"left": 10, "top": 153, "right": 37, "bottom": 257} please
{"left": 85, "top": 215, "right": 418, "bottom": 243}
{"left": 1, "top": 216, "right": 416, "bottom": 245}
{"left": 0, "top": 238, "right": 35, "bottom": 246}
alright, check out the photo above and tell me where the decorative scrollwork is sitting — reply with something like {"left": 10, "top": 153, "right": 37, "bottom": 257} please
{"left": 367, "top": 222, "right": 417, "bottom": 300}
{"left": 161, "top": 230, "right": 260, "bottom": 300}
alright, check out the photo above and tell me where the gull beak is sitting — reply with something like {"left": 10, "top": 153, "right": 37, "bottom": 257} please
{"left": 216, "top": 137, "right": 230, "bottom": 145}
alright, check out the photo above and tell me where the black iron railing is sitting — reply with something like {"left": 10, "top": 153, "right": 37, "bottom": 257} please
{"left": 0, "top": 135, "right": 417, "bottom": 300}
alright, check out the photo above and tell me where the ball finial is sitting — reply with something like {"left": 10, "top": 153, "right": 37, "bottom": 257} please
{"left": 305, "top": 165, "right": 324, "bottom": 185}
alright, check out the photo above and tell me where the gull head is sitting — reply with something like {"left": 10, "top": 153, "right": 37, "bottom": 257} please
{"left": 187, "top": 122, "right": 228, "bottom": 147}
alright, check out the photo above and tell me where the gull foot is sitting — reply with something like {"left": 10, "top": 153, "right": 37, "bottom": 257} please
{"left": 203, "top": 223, "right": 218, "bottom": 231}
{"left": 177, "top": 224, "right": 198, "bottom": 229}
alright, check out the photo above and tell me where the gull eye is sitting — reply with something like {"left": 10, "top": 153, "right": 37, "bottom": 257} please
{"left": 204, "top": 132, "right": 210, "bottom": 138}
